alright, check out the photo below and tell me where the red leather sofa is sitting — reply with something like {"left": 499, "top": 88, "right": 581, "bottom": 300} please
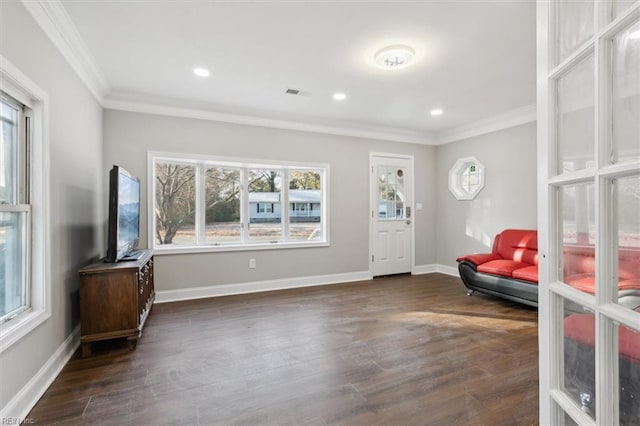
{"left": 457, "top": 229, "right": 640, "bottom": 310}
{"left": 457, "top": 229, "right": 539, "bottom": 307}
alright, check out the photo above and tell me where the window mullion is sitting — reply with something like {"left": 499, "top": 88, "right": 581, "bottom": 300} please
{"left": 282, "top": 169, "right": 289, "bottom": 242}
{"left": 196, "top": 163, "right": 205, "bottom": 246}
{"left": 241, "top": 168, "right": 248, "bottom": 243}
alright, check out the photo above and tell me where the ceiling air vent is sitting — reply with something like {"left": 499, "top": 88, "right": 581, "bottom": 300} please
{"left": 285, "top": 88, "right": 312, "bottom": 97}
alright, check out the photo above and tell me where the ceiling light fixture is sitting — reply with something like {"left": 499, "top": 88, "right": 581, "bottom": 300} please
{"left": 430, "top": 108, "right": 443, "bottom": 116}
{"left": 333, "top": 92, "right": 347, "bottom": 101}
{"left": 374, "top": 45, "right": 415, "bottom": 70}
{"left": 193, "top": 67, "right": 210, "bottom": 77}
{"left": 630, "top": 29, "right": 640, "bottom": 40}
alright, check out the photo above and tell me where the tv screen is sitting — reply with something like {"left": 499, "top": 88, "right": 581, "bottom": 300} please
{"left": 106, "top": 166, "right": 140, "bottom": 262}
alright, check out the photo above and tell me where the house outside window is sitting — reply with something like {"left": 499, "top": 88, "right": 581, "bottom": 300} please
{"left": 150, "top": 152, "right": 329, "bottom": 252}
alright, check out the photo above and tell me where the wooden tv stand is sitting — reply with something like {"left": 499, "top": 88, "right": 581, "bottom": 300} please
{"left": 78, "top": 249, "right": 154, "bottom": 357}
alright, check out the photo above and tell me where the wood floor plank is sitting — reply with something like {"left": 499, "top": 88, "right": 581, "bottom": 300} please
{"left": 26, "top": 273, "right": 539, "bottom": 425}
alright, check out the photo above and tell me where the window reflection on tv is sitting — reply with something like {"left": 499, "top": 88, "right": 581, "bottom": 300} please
{"left": 117, "top": 172, "right": 140, "bottom": 257}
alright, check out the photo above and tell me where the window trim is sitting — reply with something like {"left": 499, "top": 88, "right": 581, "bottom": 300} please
{"left": 148, "top": 151, "right": 330, "bottom": 254}
{"left": 0, "top": 55, "right": 51, "bottom": 352}
{"left": 448, "top": 156, "right": 486, "bottom": 201}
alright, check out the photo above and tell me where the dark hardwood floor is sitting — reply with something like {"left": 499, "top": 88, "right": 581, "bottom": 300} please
{"left": 28, "top": 273, "right": 539, "bottom": 425}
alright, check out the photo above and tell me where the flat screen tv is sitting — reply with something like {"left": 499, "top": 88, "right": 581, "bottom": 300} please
{"left": 106, "top": 165, "right": 141, "bottom": 262}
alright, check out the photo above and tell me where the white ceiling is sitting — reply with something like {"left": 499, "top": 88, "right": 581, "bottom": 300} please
{"left": 59, "top": 0, "right": 537, "bottom": 141}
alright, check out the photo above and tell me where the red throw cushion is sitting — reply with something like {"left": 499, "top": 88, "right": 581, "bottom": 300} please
{"left": 477, "top": 259, "right": 529, "bottom": 278}
{"left": 456, "top": 253, "right": 501, "bottom": 266}
{"left": 512, "top": 265, "right": 539, "bottom": 283}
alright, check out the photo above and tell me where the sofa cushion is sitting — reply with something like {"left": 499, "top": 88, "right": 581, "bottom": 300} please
{"left": 477, "top": 259, "right": 529, "bottom": 278}
{"left": 496, "top": 229, "right": 538, "bottom": 265}
{"left": 512, "top": 265, "right": 539, "bottom": 283}
{"left": 456, "top": 253, "right": 501, "bottom": 266}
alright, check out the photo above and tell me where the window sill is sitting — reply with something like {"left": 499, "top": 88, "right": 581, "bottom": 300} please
{"left": 152, "top": 240, "right": 330, "bottom": 255}
{"left": 0, "top": 308, "right": 50, "bottom": 353}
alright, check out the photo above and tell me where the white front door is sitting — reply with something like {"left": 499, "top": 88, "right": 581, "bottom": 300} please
{"left": 371, "top": 154, "right": 413, "bottom": 276}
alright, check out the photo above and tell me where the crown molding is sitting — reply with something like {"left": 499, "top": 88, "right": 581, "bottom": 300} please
{"left": 434, "top": 104, "right": 537, "bottom": 145}
{"left": 21, "top": 0, "right": 110, "bottom": 104}
{"left": 104, "top": 95, "right": 436, "bottom": 145}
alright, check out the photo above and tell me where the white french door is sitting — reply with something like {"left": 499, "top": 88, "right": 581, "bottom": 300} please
{"left": 538, "top": 1, "right": 640, "bottom": 425}
{"left": 370, "top": 153, "right": 414, "bottom": 277}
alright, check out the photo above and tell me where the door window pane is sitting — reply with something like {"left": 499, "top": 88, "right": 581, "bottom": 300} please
{"left": 557, "top": 55, "right": 595, "bottom": 174}
{"left": 377, "top": 166, "right": 405, "bottom": 220}
{"left": 618, "top": 322, "right": 640, "bottom": 424}
{"left": 612, "top": 21, "right": 640, "bottom": 164}
{"left": 248, "top": 170, "right": 281, "bottom": 242}
{"left": 614, "top": 175, "right": 640, "bottom": 310}
{"left": 205, "top": 168, "right": 241, "bottom": 244}
{"left": 560, "top": 182, "right": 596, "bottom": 295}
{"left": 557, "top": 0, "right": 594, "bottom": 63}
{"left": 562, "top": 300, "right": 596, "bottom": 419}
{"left": 154, "top": 162, "right": 196, "bottom": 245}
{"left": 0, "top": 211, "right": 28, "bottom": 318}
{"left": 288, "top": 170, "right": 322, "bottom": 241}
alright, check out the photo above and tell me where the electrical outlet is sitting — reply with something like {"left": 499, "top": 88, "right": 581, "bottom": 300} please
{"left": 249, "top": 258, "right": 256, "bottom": 269}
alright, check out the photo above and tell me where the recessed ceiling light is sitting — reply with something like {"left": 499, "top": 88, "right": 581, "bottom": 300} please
{"left": 333, "top": 92, "right": 347, "bottom": 101}
{"left": 430, "top": 108, "right": 444, "bottom": 116}
{"left": 374, "top": 45, "right": 415, "bottom": 70}
{"left": 193, "top": 67, "right": 210, "bottom": 77}
{"left": 630, "top": 29, "right": 640, "bottom": 40}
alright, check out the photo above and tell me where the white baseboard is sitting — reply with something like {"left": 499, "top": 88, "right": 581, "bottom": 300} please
{"left": 412, "top": 264, "right": 437, "bottom": 275}
{"left": 155, "top": 270, "right": 372, "bottom": 303}
{"left": 1, "top": 325, "right": 80, "bottom": 421}
{"left": 436, "top": 264, "right": 460, "bottom": 277}
{"left": 413, "top": 264, "right": 460, "bottom": 277}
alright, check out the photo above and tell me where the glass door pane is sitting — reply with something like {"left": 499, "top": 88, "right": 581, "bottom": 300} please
{"left": 612, "top": 21, "right": 640, "bottom": 164}
{"left": 557, "top": 56, "right": 596, "bottom": 174}
{"left": 614, "top": 174, "right": 640, "bottom": 311}
{"left": 557, "top": 0, "right": 594, "bottom": 63}
{"left": 559, "top": 182, "right": 597, "bottom": 295}
{"left": 618, "top": 322, "right": 640, "bottom": 424}
{"left": 562, "top": 299, "right": 596, "bottom": 418}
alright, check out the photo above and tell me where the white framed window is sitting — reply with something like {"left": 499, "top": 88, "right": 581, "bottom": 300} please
{"left": 0, "top": 55, "right": 50, "bottom": 352}
{"left": 448, "top": 156, "right": 485, "bottom": 201}
{"left": 149, "top": 152, "right": 329, "bottom": 253}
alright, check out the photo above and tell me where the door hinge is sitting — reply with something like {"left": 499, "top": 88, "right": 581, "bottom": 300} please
{"left": 372, "top": 255, "right": 374, "bottom": 262}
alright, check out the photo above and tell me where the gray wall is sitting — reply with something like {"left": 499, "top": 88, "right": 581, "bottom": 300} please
{"left": 0, "top": 0, "right": 104, "bottom": 409}
{"left": 435, "top": 122, "right": 537, "bottom": 269}
{"left": 103, "top": 110, "right": 437, "bottom": 291}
